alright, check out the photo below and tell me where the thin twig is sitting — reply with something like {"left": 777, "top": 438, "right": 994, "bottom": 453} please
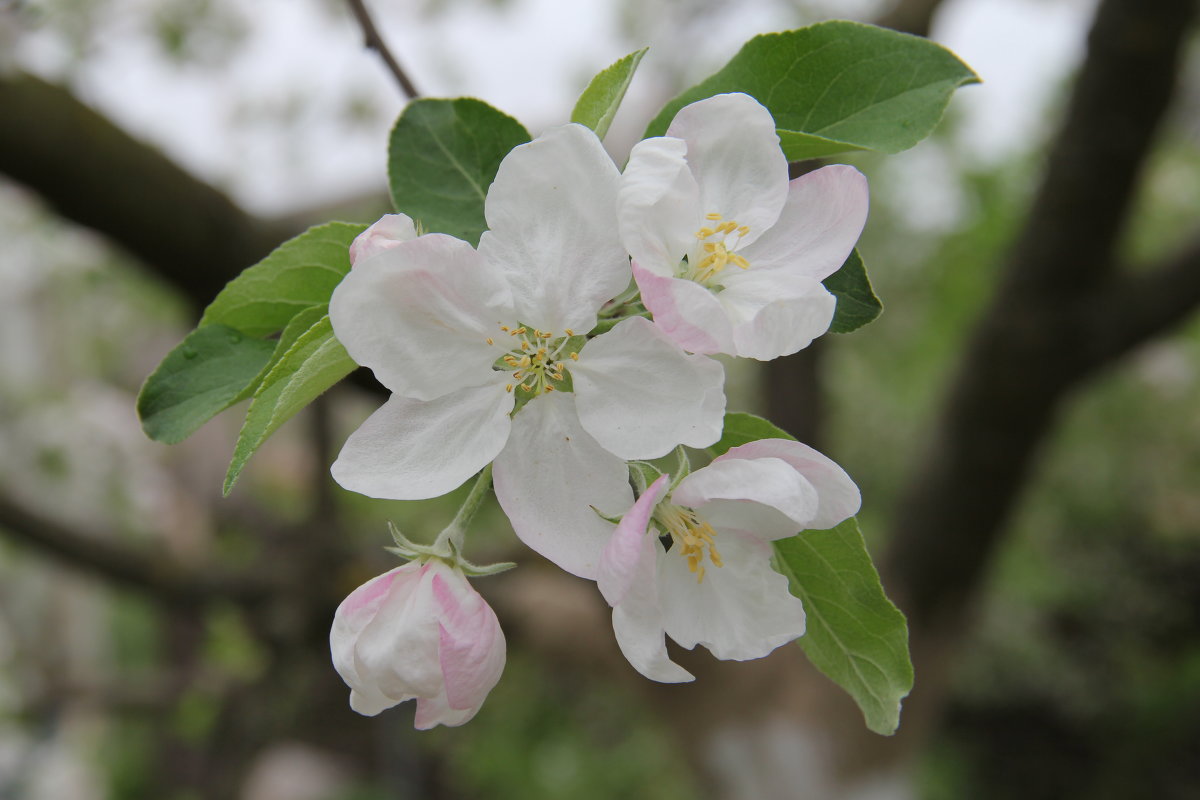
{"left": 345, "top": 0, "right": 421, "bottom": 100}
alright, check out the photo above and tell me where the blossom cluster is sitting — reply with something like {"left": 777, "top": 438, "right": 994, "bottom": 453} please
{"left": 328, "top": 93, "right": 868, "bottom": 727}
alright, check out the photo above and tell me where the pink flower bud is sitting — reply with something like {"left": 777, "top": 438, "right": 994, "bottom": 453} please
{"left": 330, "top": 559, "right": 505, "bottom": 728}
{"left": 349, "top": 213, "right": 419, "bottom": 266}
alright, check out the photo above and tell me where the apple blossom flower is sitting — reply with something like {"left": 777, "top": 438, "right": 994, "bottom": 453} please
{"left": 596, "top": 439, "right": 861, "bottom": 682}
{"left": 330, "top": 558, "right": 505, "bottom": 727}
{"left": 619, "top": 92, "right": 869, "bottom": 360}
{"left": 329, "top": 123, "right": 726, "bottom": 577}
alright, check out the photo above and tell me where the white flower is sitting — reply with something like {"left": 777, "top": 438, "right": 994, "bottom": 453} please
{"left": 329, "top": 123, "right": 726, "bottom": 578}
{"left": 619, "top": 93, "right": 869, "bottom": 360}
{"left": 330, "top": 559, "right": 505, "bottom": 727}
{"left": 349, "top": 213, "right": 419, "bottom": 265}
{"left": 596, "top": 439, "right": 861, "bottom": 682}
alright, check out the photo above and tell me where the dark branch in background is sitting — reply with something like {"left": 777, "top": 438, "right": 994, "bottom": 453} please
{"left": 345, "top": 0, "right": 421, "bottom": 99}
{"left": 0, "top": 491, "right": 271, "bottom": 609}
{"left": 885, "top": 0, "right": 1198, "bottom": 631}
{"left": 0, "top": 73, "right": 294, "bottom": 312}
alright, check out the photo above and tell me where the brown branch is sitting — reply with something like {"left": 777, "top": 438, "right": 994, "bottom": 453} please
{"left": 1083, "top": 232, "right": 1200, "bottom": 369}
{"left": 884, "top": 0, "right": 1198, "bottom": 630}
{"left": 0, "top": 72, "right": 293, "bottom": 313}
{"left": 0, "top": 491, "right": 271, "bottom": 609}
{"left": 345, "top": 0, "right": 421, "bottom": 100}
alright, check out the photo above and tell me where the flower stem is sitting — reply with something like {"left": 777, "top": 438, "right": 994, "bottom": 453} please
{"left": 434, "top": 464, "right": 493, "bottom": 554}
{"left": 591, "top": 310, "right": 651, "bottom": 334}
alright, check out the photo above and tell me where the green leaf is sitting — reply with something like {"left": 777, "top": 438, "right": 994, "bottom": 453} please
{"left": 824, "top": 249, "right": 882, "bottom": 333}
{"left": 223, "top": 314, "right": 357, "bottom": 494}
{"left": 200, "top": 222, "right": 365, "bottom": 338}
{"left": 137, "top": 325, "right": 276, "bottom": 444}
{"left": 775, "top": 519, "right": 913, "bottom": 735}
{"left": 570, "top": 48, "right": 648, "bottom": 140}
{"left": 645, "top": 21, "right": 979, "bottom": 160}
{"left": 710, "top": 411, "right": 795, "bottom": 455}
{"left": 388, "top": 98, "right": 530, "bottom": 246}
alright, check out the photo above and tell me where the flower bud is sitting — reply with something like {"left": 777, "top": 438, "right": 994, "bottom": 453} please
{"left": 330, "top": 559, "right": 505, "bottom": 728}
{"left": 348, "top": 213, "right": 419, "bottom": 265}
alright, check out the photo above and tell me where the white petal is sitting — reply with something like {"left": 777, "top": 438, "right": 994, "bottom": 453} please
{"left": 428, "top": 562, "right": 506, "bottom": 714}
{"left": 349, "top": 213, "right": 419, "bottom": 265}
{"left": 331, "top": 565, "right": 418, "bottom": 700}
{"left": 739, "top": 164, "right": 869, "bottom": 281}
{"left": 619, "top": 137, "right": 702, "bottom": 276}
{"left": 720, "top": 439, "right": 860, "bottom": 530}
{"left": 332, "top": 381, "right": 514, "bottom": 500}
{"left": 352, "top": 562, "right": 444, "bottom": 702}
{"left": 330, "top": 233, "right": 513, "bottom": 400}
{"left": 572, "top": 317, "right": 726, "bottom": 459}
{"left": 598, "top": 475, "right": 669, "bottom": 606}
{"left": 414, "top": 688, "right": 478, "bottom": 729}
{"left": 612, "top": 536, "right": 694, "bottom": 683}
{"left": 492, "top": 393, "right": 632, "bottom": 579}
{"left": 633, "top": 262, "right": 735, "bottom": 356}
{"left": 673, "top": 456, "right": 819, "bottom": 540}
{"left": 666, "top": 93, "right": 788, "bottom": 244}
{"left": 658, "top": 532, "right": 805, "bottom": 661}
{"left": 717, "top": 270, "right": 836, "bottom": 360}
{"left": 479, "top": 124, "right": 627, "bottom": 333}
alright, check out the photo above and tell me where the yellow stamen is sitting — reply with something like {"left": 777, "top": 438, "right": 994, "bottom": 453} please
{"left": 505, "top": 384, "right": 514, "bottom": 393}
{"left": 564, "top": 328, "right": 574, "bottom": 336}
{"left": 486, "top": 337, "right": 495, "bottom": 345}
{"left": 569, "top": 352, "right": 579, "bottom": 361}
{"left": 705, "top": 212, "right": 722, "bottom": 220}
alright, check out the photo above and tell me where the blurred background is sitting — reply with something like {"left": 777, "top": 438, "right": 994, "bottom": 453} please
{"left": 0, "top": 0, "right": 1198, "bottom": 798}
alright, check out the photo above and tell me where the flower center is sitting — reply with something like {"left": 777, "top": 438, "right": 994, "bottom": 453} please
{"left": 683, "top": 212, "right": 751, "bottom": 286}
{"left": 487, "top": 324, "right": 579, "bottom": 395}
{"left": 656, "top": 503, "right": 723, "bottom": 583}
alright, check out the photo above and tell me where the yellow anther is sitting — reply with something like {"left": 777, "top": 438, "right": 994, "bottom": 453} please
{"left": 737, "top": 226, "right": 750, "bottom": 236}
{"left": 730, "top": 254, "right": 750, "bottom": 270}
{"left": 485, "top": 337, "right": 495, "bottom": 345}
{"left": 511, "top": 326, "right": 526, "bottom": 336}
{"left": 520, "top": 341, "right": 530, "bottom": 351}
{"left": 518, "top": 355, "right": 531, "bottom": 368}
{"left": 719, "top": 221, "right": 737, "bottom": 234}
{"left": 569, "top": 352, "right": 579, "bottom": 361}
{"left": 512, "top": 371, "right": 523, "bottom": 381}
{"left": 540, "top": 331, "right": 552, "bottom": 339}
{"left": 703, "top": 242, "right": 718, "bottom": 253}
{"left": 545, "top": 385, "right": 555, "bottom": 392}
{"left": 555, "top": 361, "right": 565, "bottom": 371}
{"left": 520, "top": 383, "right": 532, "bottom": 392}
{"left": 500, "top": 325, "right": 509, "bottom": 332}
{"left": 696, "top": 227, "right": 715, "bottom": 239}
{"left": 709, "top": 545, "right": 723, "bottom": 568}
{"left": 537, "top": 348, "right": 547, "bottom": 359}
{"left": 505, "top": 384, "right": 514, "bottom": 393}
{"left": 564, "top": 328, "right": 574, "bottom": 336}
{"left": 705, "top": 212, "right": 722, "bottom": 220}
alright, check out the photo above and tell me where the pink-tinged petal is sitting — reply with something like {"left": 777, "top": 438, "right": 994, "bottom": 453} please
{"left": 331, "top": 564, "right": 419, "bottom": 695}
{"left": 598, "top": 475, "right": 669, "bottom": 606}
{"left": 480, "top": 124, "right": 627, "bottom": 334}
{"left": 719, "top": 439, "right": 860, "bottom": 530}
{"left": 330, "top": 233, "right": 513, "bottom": 400}
{"left": 352, "top": 562, "right": 444, "bottom": 702}
{"left": 572, "top": 317, "right": 726, "bottom": 459}
{"left": 349, "top": 213, "right": 419, "bottom": 265}
{"left": 633, "top": 262, "right": 734, "bottom": 355}
{"left": 619, "top": 137, "right": 702, "bottom": 276}
{"left": 666, "top": 93, "right": 788, "bottom": 245}
{"left": 716, "top": 269, "right": 835, "bottom": 360}
{"left": 738, "top": 164, "right": 869, "bottom": 281}
{"left": 611, "top": 536, "right": 694, "bottom": 683}
{"left": 657, "top": 532, "right": 805, "bottom": 661}
{"left": 673, "top": 457, "right": 819, "bottom": 541}
{"left": 413, "top": 688, "right": 477, "bottom": 729}
{"left": 493, "top": 393, "right": 632, "bottom": 579}
{"left": 429, "top": 563, "right": 506, "bottom": 713}
{"left": 332, "top": 382, "right": 514, "bottom": 501}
